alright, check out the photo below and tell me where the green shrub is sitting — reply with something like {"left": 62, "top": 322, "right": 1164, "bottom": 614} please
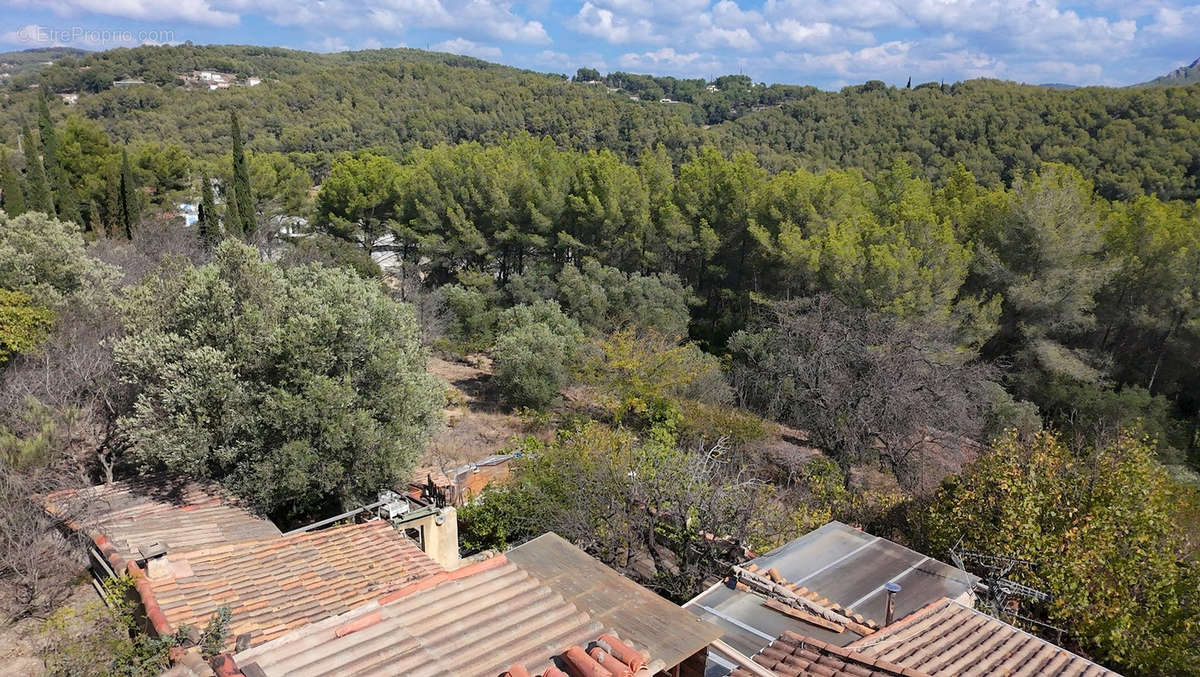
{"left": 493, "top": 322, "right": 573, "bottom": 409}
{"left": 439, "top": 283, "right": 496, "bottom": 349}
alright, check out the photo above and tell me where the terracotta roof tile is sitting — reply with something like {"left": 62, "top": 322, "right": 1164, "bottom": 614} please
{"left": 45, "top": 478, "right": 282, "bottom": 563}
{"left": 847, "top": 599, "right": 1119, "bottom": 676}
{"left": 147, "top": 520, "right": 444, "bottom": 649}
{"left": 738, "top": 599, "right": 1120, "bottom": 677}
{"left": 730, "top": 632, "right": 919, "bottom": 677}
{"left": 232, "top": 534, "right": 723, "bottom": 677}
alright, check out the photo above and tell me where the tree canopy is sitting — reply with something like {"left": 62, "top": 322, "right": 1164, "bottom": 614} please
{"left": 114, "top": 240, "right": 443, "bottom": 524}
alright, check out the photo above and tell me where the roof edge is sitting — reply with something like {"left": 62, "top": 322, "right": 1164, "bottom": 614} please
{"left": 845, "top": 596, "right": 951, "bottom": 648}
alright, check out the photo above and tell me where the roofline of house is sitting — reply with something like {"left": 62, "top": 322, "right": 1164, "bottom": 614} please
{"left": 42, "top": 490, "right": 253, "bottom": 677}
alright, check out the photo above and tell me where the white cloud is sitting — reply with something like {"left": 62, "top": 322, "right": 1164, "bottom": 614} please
{"left": 617, "top": 47, "right": 722, "bottom": 75}
{"left": 695, "top": 25, "right": 758, "bottom": 50}
{"left": 309, "top": 35, "right": 350, "bottom": 52}
{"left": 583, "top": 0, "right": 711, "bottom": 18}
{"left": 534, "top": 49, "right": 608, "bottom": 74}
{"left": 11, "top": 0, "right": 238, "bottom": 26}
{"left": 1141, "top": 4, "right": 1200, "bottom": 43}
{"left": 759, "top": 19, "right": 874, "bottom": 49}
{"left": 569, "top": 1, "right": 664, "bottom": 44}
{"left": 433, "top": 37, "right": 502, "bottom": 60}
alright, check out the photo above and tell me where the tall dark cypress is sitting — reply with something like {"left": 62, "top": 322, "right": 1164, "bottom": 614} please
{"left": 118, "top": 148, "right": 136, "bottom": 239}
{"left": 103, "top": 171, "right": 120, "bottom": 235}
{"left": 20, "top": 123, "right": 53, "bottom": 214}
{"left": 230, "top": 111, "right": 255, "bottom": 236}
{"left": 0, "top": 147, "right": 27, "bottom": 216}
{"left": 198, "top": 174, "right": 219, "bottom": 247}
{"left": 37, "top": 88, "right": 76, "bottom": 221}
{"left": 225, "top": 180, "right": 242, "bottom": 232}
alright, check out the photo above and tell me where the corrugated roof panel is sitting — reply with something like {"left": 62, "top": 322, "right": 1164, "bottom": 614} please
{"left": 235, "top": 533, "right": 722, "bottom": 677}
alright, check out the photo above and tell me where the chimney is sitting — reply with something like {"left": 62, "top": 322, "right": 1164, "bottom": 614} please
{"left": 884, "top": 582, "right": 901, "bottom": 625}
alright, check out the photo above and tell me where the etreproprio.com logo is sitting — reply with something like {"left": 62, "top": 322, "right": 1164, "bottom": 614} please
{"left": 15, "top": 25, "right": 176, "bottom": 45}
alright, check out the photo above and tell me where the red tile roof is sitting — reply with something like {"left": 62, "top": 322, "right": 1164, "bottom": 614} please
{"left": 46, "top": 478, "right": 445, "bottom": 654}
{"left": 846, "top": 598, "right": 1118, "bottom": 676}
{"left": 148, "top": 520, "right": 444, "bottom": 648}
{"left": 232, "top": 533, "right": 723, "bottom": 677}
{"left": 502, "top": 632, "right": 654, "bottom": 677}
{"left": 733, "top": 598, "right": 1120, "bottom": 677}
{"left": 233, "top": 554, "right": 613, "bottom": 676}
{"left": 44, "top": 478, "right": 282, "bottom": 563}
{"left": 731, "top": 631, "right": 917, "bottom": 677}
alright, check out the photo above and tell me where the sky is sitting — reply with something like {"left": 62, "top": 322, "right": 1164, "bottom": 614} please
{"left": 1, "top": 1, "right": 1198, "bottom": 89}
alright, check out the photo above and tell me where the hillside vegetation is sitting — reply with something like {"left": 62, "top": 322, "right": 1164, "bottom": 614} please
{"left": 1, "top": 44, "right": 1199, "bottom": 677}
{"left": 1, "top": 45, "right": 1198, "bottom": 201}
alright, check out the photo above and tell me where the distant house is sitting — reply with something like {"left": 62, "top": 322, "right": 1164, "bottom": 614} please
{"left": 59, "top": 92, "right": 78, "bottom": 105}
{"left": 208, "top": 81, "right": 230, "bottom": 90}
{"left": 176, "top": 202, "right": 199, "bottom": 226}
{"left": 659, "top": 97, "right": 675, "bottom": 103}
{"left": 411, "top": 453, "right": 516, "bottom": 506}
{"left": 246, "top": 76, "right": 262, "bottom": 86}
{"left": 706, "top": 84, "right": 720, "bottom": 93}
{"left": 112, "top": 78, "right": 146, "bottom": 87}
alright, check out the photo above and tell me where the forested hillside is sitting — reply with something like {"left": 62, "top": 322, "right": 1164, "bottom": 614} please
{"left": 2, "top": 45, "right": 1199, "bottom": 200}
{"left": 2, "top": 44, "right": 1199, "bottom": 676}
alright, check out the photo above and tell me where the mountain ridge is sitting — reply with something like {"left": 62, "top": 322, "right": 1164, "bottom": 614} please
{"left": 1139, "top": 57, "right": 1200, "bottom": 86}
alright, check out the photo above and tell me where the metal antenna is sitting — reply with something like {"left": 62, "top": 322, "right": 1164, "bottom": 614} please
{"left": 950, "top": 543, "right": 1065, "bottom": 641}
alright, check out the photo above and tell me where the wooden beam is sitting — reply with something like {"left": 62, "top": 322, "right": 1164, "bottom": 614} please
{"left": 707, "top": 639, "right": 777, "bottom": 677}
{"left": 761, "top": 597, "right": 845, "bottom": 633}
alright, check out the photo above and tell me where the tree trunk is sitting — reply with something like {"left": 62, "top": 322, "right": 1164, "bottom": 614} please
{"left": 1147, "top": 310, "right": 1183, "bottom": 395}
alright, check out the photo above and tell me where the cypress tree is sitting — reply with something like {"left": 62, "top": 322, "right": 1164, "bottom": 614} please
{"left": 0, "top": 148, "right": 27, "bottom": 216}
{"left": 20, "top": 123, "right": 54, "bottom": 214}
{"left": 37, "top": 88, "right": 76, "bottom": 219}
{"left": 198, "top": 174, "right": 219, "bottom": 247}
{"left": 225, "top": 180, "right": 242, "bottom": 232}
{"left": 56, "top": 181, "right": 81, "bottom": 225}
{"left": 87, "top": 198, "right": 103, "bottom": 236}
{"left": 118, "top": 148, "right": 137, "bottom": 239}
{"left": 230, "top": 111, "right": 255, "bottom": 236}
{"left": 103, "top": 171, "right": 120, "bottom": 235}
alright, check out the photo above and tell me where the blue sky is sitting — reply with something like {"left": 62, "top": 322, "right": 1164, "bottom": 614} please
{"left": 2, "top": 1, "right": 1198, "bottom": 88}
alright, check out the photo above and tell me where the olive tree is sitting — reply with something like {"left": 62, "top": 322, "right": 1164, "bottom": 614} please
{"left": 115, "top": 241, "right": 443, "bottom": 524}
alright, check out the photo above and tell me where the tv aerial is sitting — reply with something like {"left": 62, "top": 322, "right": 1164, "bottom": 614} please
{"left": 950, "top": 542, "right": 1066, "bottom": 643}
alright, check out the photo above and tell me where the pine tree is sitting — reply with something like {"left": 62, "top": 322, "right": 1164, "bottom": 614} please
{"left": 118, "top": 148, "right": 137, "bottom": 239}
{"left": 20, "top": 123, "right": 54, "bottom": 214}
{"left": 230, "top": 111, "right": 255, "bottom": 236}
{"left": 0, "top": 147, "right": 27, "bottom": 216}
{"left": 198, "top": 174, "right": 219, "bottom": 247}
